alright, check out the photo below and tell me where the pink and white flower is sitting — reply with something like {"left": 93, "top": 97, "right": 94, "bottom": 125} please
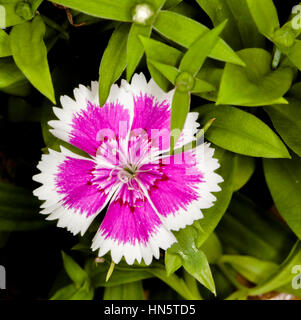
{"left": 33, "top": 73, "right": 223, "bottom": 265}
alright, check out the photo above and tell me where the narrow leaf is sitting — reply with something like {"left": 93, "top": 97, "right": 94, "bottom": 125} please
{"left": 10, "top": 16, "right": 55, "bottom": 103}
{"left": 170, "top": 89, "right": 190, "bottom": 148}
{"left": 246, "top": 0, "right": 279, "bottom": 39}
{"left": 99, "top": 23, "right": 130, "bottom": 106}
{"left": 264, "top": 157, "right": 301, "bottom": 239}
{"left": 179, "top": 20, "right": 227, "bottom": 75}
{"left": 49, "top": 0, "right": 133, "bottom": 21}
{"left": 62, "top": 251, "right": 89, "bottom": 286}
{"left": 127, "top": 23, "right": 151, "bottom": 81}
{"left": 196, "top": 104, "right": 290, "bottom": 158}
{"left": 148, "top": 59, "right": 179, "bottom": 84}
{"left": 153, "top": 10, "right": 245, "bottom": 66}
{"left": 104, "top": 281, "right": 145, "bottom": 300}
{"left": 0, "top": 29, "right": 11, "bottom": 57}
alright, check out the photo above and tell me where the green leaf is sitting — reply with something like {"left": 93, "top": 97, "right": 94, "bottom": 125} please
{"left": 51, "top": 283, "right": 94, "bottom": 300}
{"left": 265, "top": 99, "right": 301, "bottom": 157}
{"left": 148, "top": 59, "right": 179, "bottom": 84}
{"left": 140, "top": 36, "right": 182, "bottom": 90}
{"left": 127, "top": 23, "right": 151, "bottom": 81}
{"left": 49, "top": 0, "right": 133, "bottom": 22}
{"left": 196, "top": 0, "right": 265, "bottom": 50}
{"left": 148, "top": 266, "right": 198, "bottom": 299}
{"left": 219, "top": 255, "right": 278, "bottom": 284}
{"left": 62, "top": 251, "right": 89, "bottom": 286}
{"left": 196, "top": 104, "right": 290, "bottom": 158}
{"left": 233, "top": 154, "right": 255, "bottom": 191}
{"left": 104, "top": 281, "right": 145, "bottom": 300}
{"left": 153, "top": 10, "right": 245, "bottom": 66}
{"left": 179, "top": 20, "right": 226, "bottom": 76}
{"left": 196, "top": 146, "right": 235, "bottom": 246}
{"left": 170, "top": 89, "right": 190, "bottom": 148}
{"left": 285, "top": 40, "right": 301, "bottom": 73}
{"left": 0, "top": 29, "right": 11, "bottom": 57}
{"left": 216, "top": 194, "right": 295, "bottom": 263}
{"left": 0, "top": 182, "right": 47, "bottom": 231}
{"left": 200, "top": 233, "right": 223, "bottom": 264}
{"left": 264, "top": 157, "right": 301, "bottom": 239}
{"left": 168, "top": 226, "right": 215, "bottom": 293}
{"left": 85, "top": 259, "right": 153, "bottom": 288}
{"left": 10, "top": 16, "right": 55, "bottom": 103}
{"left": 99, "top": 23, "right": 130, "bottom": 106}
{"left": 164, "top": 0, "right": 182, "bottom": 9}
{"left": 247, "top": 241, "right": 301, "bottom": 296}
{"left": 246, "top": 0, "right": 279, "bottom": 39}
{"left": 217, "top": 48, "right": 293, "bottom": 106}
{"left": 0, "top": 57, "right": 31, "bottom": 96}
{"left": 165, "top": 251, "right": 182, "bottom": 276}
{"left": 0, "top": 1, "right": 30, "bottom": 27}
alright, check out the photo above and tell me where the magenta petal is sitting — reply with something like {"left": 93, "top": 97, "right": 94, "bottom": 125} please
{"left": 56, "top": 155, "right": 115, "bottom": 217}
{"left": 92, "top": 185, "right": 176, "bottom": 265}
{"left": 69, "top": 101, "right": 131, "bottom": 156}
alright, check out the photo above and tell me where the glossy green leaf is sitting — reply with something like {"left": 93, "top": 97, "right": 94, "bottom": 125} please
{"left": 0, "top": 57, "right": 31, "bottom": 96}
{"left": 233, "top": 154, "right": 255, "bottom": 191}
{"left": 104, "top": 281, "right": 144, "bottom": 300}
{"left": 179, "top": 20, "right": 226, "bottom": 76}
{"left": 153, "top": 10, "right": 245, "bottom": 66}
{"left": 217, "top": 48, "right": 293, "bottom": 106}
{"left": 170, "top": 89, "right": 190, "bottom": 148}
{"left": 264, "top": 157, "right": 301, "bottom": 239}
{"left": 10, "top": 16, "right": 55, "bottom": 103}
{"left": 0, "top": 29, "right": 11, "bottom": 57}
{"left": 196, "top": 0, "right": 265, "bottom": 50}
{"left": 197, "top": 147, "right": 235, "bottom": 246}
{"left": 127, "top": 23, "right": 151, "bottom": 81}
{"left": 99, "top": 23, "right": 130, "bottom": 106}
{"left": 62, "top": 252, "right": 89, "bottom": 285}
{"left": 168, "top": 226, "right": 215, "bottom": 293}
{"left": 49, "top": 0, "right": 133, "bottom": 21}
{"left": 246, "top": 0, "right": 279, "bottom": 39}
{"left": 196, "top": 104, "right": 290, "bottom": 158}
{"left": 165, "top": 251, "right": 182, "bottom": 276}
{"left": 265, "top": 99, "right": 301, "bottom": 157}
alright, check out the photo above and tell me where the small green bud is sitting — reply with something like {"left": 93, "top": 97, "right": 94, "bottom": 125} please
{"left": 15, "top": 1, "right": 33, "bottom": 20}
{"left": 175, "top": 72, "right": 195, "bottom": 92}
{"left": 273, "top": 24, "right": 296, "bottom": 50}
{"left": 132, "top": 3, "right": 154, "bottom": 25}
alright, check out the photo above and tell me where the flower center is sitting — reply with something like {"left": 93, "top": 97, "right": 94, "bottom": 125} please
{"left": 117, "top": 164, "right": 137, "bottom": 184}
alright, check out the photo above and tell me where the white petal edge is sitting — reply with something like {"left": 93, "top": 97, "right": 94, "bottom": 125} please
{"left": 91, "top": 224, "right": 177, "bottom": 265}
{"left": 159, "top": 142, "right": 224, "bottom": 231}
{"left": 33, "top": 146, "right": 113, "bottom": 236}
{"left": 49, "top": 81, "right": 134, "bottom": 148}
